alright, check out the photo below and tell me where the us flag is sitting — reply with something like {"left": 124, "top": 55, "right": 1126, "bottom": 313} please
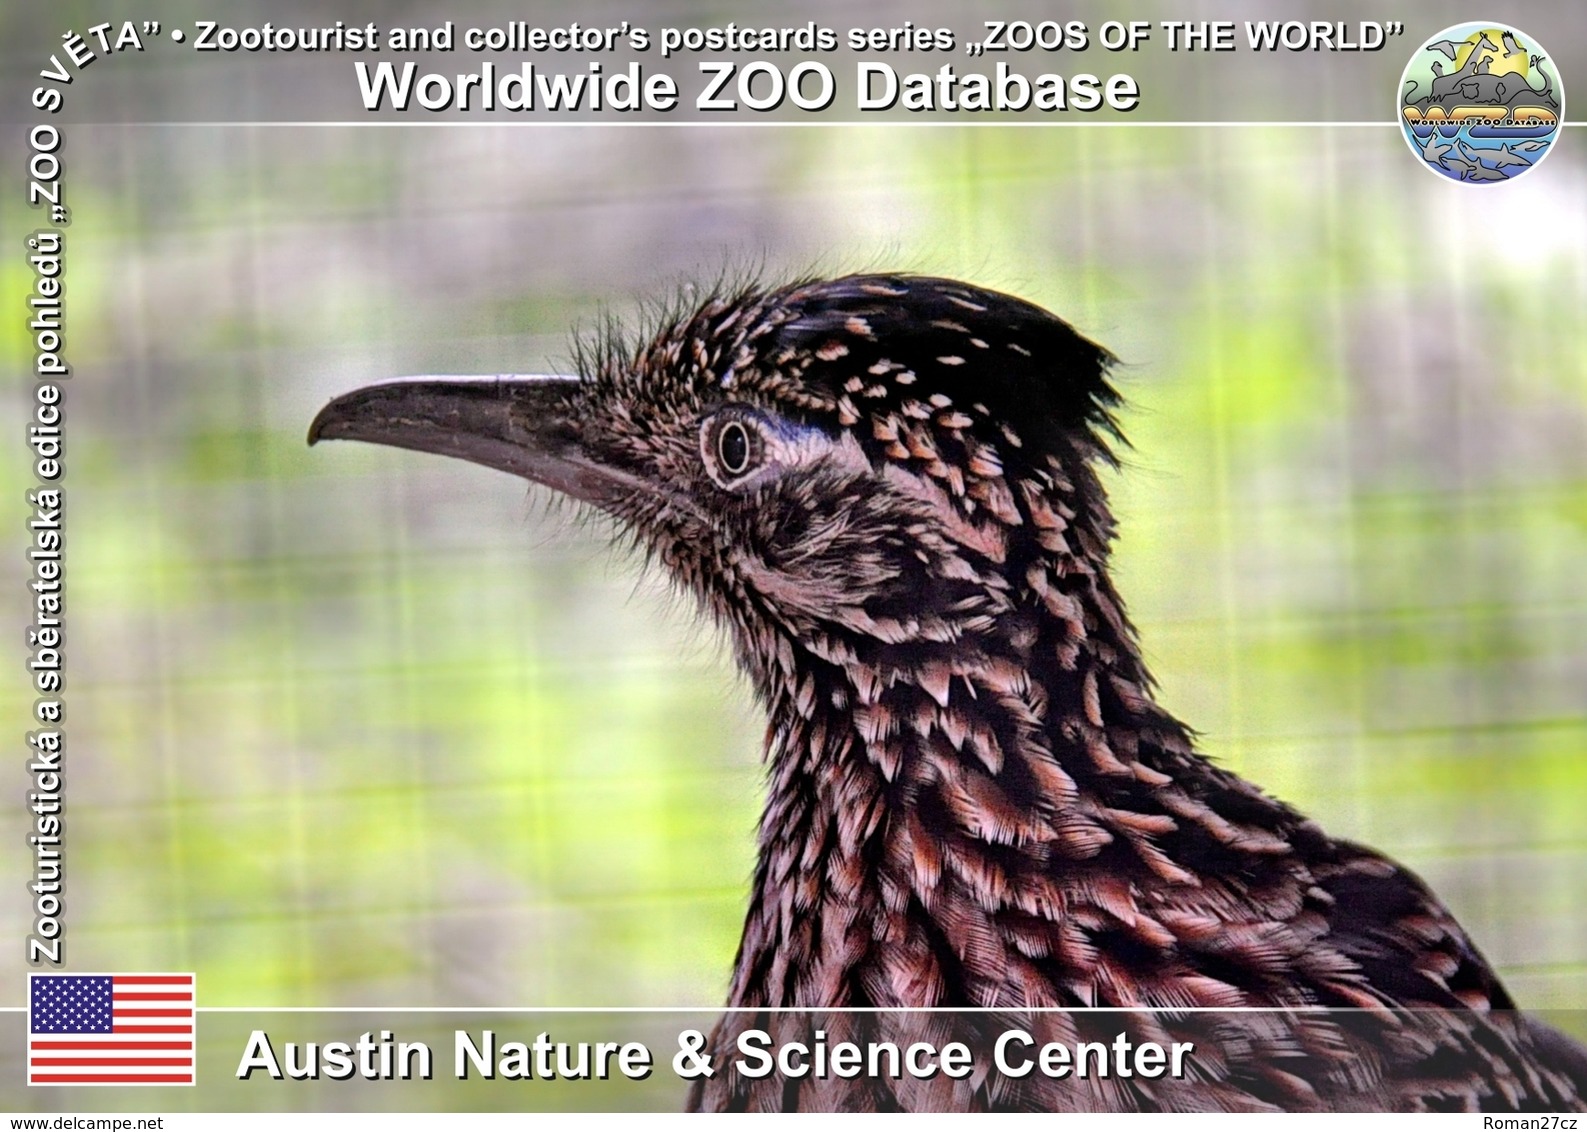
{"left": 27, "top": 973, "right": 195, "bottom": 1086}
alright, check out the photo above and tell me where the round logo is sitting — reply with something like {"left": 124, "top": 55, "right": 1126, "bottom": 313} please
{"left": 1399, "top": 22, "right": 1563, "bottom": 184}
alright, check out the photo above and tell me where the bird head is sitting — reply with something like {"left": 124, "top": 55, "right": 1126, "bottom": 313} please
{"left": 310, "top": 274, "right": 1127, "bottom": 692}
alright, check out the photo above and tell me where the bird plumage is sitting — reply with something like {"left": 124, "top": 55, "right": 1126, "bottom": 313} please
{"left": 310, "top": 274, "right": 1586, "bottom": 1112}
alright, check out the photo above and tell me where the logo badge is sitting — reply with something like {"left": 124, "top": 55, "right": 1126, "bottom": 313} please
{"left": 1399, "top": 22, "right": 1563, "bottom": 183}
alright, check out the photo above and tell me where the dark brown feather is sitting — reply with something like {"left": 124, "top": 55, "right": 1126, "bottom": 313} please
{"left": 312, "top": 274, "right": 1586, "bottom": 1112}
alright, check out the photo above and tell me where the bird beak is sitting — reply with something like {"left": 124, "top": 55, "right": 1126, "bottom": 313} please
{"left": 308, "top": 375, "right": 627, "bottom": 508}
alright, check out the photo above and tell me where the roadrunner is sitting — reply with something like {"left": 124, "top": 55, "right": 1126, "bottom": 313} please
{"left": 310, "top": 274, "right": 1587, "bottom": 1111}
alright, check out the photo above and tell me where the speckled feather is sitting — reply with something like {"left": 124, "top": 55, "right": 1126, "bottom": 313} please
{"left": 557, "top": 275, "right": 1587, "bottom": 1112}
{"left": 323, "top": 273, "right": 1587, "bottom": 1111}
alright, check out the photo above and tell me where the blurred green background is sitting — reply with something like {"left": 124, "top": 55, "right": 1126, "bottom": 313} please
{"left": 2, "top": 5, "right": 1585, "bottom": 1037}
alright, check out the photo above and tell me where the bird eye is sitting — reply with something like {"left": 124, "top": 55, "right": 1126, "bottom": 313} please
{"left": 717, "top": 421, "right": 752, "bottom": 475}
{"left": 702, "top": 414, "right": 765, "bottom": 487}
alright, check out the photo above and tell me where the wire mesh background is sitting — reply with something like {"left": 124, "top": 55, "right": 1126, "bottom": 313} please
{"left": 2, "top": 9, "right": 1586, "bottom": 1026}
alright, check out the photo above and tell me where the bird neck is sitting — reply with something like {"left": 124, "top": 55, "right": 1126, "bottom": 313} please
{"left": 722, "top": 538, "right": 1241, "bottom": 1009}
